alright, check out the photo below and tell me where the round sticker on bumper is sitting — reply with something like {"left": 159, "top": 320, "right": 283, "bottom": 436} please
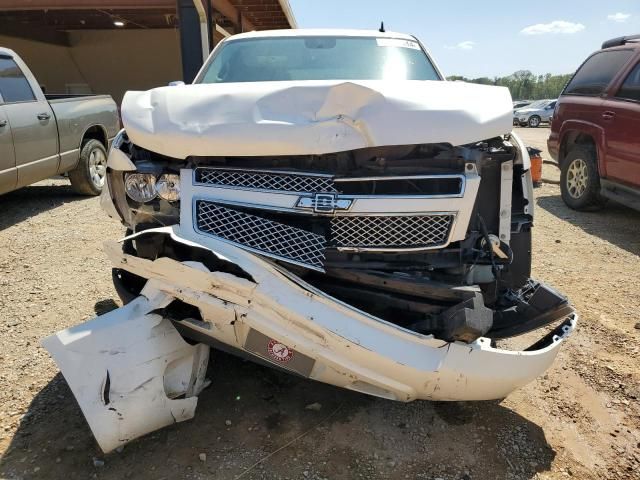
{"left": 268, "top": 339, "right": 293, "bottom": 362}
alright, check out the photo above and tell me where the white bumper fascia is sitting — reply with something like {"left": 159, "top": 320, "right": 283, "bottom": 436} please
{"left": 114, "top": 226, "right": 575, "bottom": 404}
{"left": 43, "top": 225, "right": 576, "bottom": 451}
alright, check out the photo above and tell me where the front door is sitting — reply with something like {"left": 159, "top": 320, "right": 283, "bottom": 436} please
{"left": 602, "top": 60, "right": 640, "bottom": 187}
{"left": 0, "top": 55, "right": 58, "bottom": 189}
{"left": 0, "top": 104, "right": 16, "bottom": 194}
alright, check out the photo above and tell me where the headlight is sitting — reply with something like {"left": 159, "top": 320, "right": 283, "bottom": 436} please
{"left": 124, "top": 173, "right": 157, "bottom": 203}
{"left": 156, "top": 174, "right": 180, "bottom": 202}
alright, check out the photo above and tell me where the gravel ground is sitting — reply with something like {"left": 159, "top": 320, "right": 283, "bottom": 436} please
{"left": 0, "top": 126, "right": 639, "bottom": 480}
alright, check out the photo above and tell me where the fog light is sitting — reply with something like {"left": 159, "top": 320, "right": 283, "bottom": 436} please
{"left": 125, "top": 173, "right": 157, "bottom": 203}
{"left": 156, "top": 174, "right": 180, "bottom": 202}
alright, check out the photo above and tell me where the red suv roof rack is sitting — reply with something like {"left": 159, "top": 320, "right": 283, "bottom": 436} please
{"left": 602, "top": 34, "right": 640, "bottom": 49}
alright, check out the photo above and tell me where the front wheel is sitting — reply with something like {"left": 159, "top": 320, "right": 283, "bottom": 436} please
{"left": 560, "top": 146, "right": 604, "bottom": 210}
{"left": 528, "top": 115, "right": 541, "bottom": 128}
{"left": 68, "top": 139, "right": 108, "bottom": 196}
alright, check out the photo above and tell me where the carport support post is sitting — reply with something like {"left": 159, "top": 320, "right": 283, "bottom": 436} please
{"left": 207, "top": 0, "right": 215, "bottom": 52}
{"left": 176, "top": 0, "right": 210, "bottom": 83}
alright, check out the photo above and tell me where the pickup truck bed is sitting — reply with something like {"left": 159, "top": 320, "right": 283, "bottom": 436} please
{"left": 0, "top": 47, "right": 119, "bottom": 196}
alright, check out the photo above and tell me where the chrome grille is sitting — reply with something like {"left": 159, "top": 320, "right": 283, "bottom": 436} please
{"left": 330, "top": 215, "right": 454, "bottom": 249}
{"left": 196, "top": 201, "right": 326, "bottom": 270}
{"left": 195, "top": 168, "right": 337, "bottom": 193}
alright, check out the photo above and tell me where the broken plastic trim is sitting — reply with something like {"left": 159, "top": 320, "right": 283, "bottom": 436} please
{"left": 43, "top": 225, "right": 576, "bottom": 452}
{"left": 41, "top": 289, "right": 210, "bottom": 453}
{"left": 111, "top": 226, "right": 576, "bottom": 402}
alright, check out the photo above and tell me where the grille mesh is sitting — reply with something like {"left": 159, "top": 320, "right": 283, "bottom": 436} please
{"left": 196, "top": 168, "right": 337, "bottom": 193}
{"left": 330, "top": 215, "right": 454, "bottom": 249}
{"left": 196, "top": 201, "right": 326, "bottom": 269}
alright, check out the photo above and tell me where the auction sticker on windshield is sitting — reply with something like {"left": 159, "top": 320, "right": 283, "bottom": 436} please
{"left": 376, "top": 38, "right": 421, "bottom": 50}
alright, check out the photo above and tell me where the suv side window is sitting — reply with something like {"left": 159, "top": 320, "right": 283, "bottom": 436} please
{"left": 0, "top": 56, "right": 36, "bottom": 103}
{"left": 615, "top": 62, "right": 640, "bottom": 102}
{"left": 564, "top": 50, "right": 634, "bottom": 96}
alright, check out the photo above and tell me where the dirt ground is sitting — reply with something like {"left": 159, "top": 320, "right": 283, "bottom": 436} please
{"left": 0, "top": 126, "right": 639, "bottom": 480}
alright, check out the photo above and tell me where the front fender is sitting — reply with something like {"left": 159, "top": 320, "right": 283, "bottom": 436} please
{"left": 557, "top": 120, "right": 607, "bottom": 173}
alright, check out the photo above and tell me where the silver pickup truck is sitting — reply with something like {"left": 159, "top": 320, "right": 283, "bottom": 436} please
{"left": 0, "top": 48, "right": 119, "bottom": 196}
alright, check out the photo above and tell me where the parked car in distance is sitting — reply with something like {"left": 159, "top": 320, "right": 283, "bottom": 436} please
{"left": 513, "top": 100, "right": 532, "bottom": 110}
{"left": 513, "top": 99, "right": 557, "bottom": 127}
{"left": 548, "top": 34, "right": 640, "bottom": 211}
{"left": 0, "top": 48, "right": 119, "bottom": 196}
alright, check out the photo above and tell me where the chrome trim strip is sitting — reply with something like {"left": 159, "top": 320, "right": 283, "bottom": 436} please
{"left": 16, "top": 154, "right": 59, "bottom": 170}
{"left": 191, "top": 196, "right": 457, "bottom": 219}
{"left": 337, "top": 192, "right": 464, "bottom": 200}
{"left": 59, "top": 148, "right": 80, "bottom": 157}
{"left": 333, "top": 174, "right": 463, "bottom": 181}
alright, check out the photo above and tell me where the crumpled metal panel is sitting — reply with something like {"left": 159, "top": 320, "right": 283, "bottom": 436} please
{"left": 121, "top": 80, "right": 513, "bottom": 158}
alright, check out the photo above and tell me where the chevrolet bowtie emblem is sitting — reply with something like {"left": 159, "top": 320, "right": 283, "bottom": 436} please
{"left": 296, "top": 193, "right": 352, "bottom": 214}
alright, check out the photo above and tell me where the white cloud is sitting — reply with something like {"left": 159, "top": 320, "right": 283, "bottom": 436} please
{"left": 607, "top": 12, "right": 630, "bottom": 23}
{"left": 520, "top": 20, "right": 585, "bottom": 35}
{"left": 445, "top": 40, "right": 475, "bottom": 50}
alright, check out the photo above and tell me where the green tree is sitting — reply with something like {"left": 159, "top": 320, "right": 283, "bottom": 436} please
{"left": 447, "top": 71, "right": 574, "bottom": 100}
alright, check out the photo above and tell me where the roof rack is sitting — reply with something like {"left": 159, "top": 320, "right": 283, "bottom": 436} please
{"left": 602, "top": 34, "right": 640, "bottom": 49}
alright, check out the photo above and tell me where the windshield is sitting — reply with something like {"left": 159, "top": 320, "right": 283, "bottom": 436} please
{"left": 197, "top": 36, "right": 441, "bottom": 83}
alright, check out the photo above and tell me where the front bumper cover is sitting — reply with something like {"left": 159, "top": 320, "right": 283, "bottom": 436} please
{"left": 43, "top": 226, "right": 576, "bottom": 452}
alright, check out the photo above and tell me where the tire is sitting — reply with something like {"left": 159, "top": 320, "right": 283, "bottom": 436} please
{"left": 560, "top": 146, "right": 604, "bottom": 210}
{"left": 68, "top": 139, "right": 108, "bottom": 196}
{"left": 528, "top": 115, "right": 541, "bottom": 128}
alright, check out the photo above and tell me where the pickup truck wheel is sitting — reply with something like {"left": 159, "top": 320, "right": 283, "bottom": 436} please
{"left": 69, "top": 139, "right": 107, "bottom": 196}
{"left": 560, "top": 147, "right": 604, "bottom": 210}
{"left": 528, "top": 115, "right": 541, "bottom": 128}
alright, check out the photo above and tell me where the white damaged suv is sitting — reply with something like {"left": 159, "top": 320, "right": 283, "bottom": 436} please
{"left": 44, "top": 29, "right": 576, "bottom": 453}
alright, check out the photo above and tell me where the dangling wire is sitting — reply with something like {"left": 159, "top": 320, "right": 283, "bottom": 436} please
{"left": 476, "top": 213, "right": 500, "bottom": 281}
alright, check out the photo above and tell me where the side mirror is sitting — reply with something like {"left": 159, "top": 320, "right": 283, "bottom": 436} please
{"left": 168, "top": 81, "right": 185, "bottom": 87}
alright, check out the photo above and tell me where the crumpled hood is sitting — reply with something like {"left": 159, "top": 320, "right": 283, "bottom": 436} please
{"left": 122, "top": 80, "right": 513, "bottom": 158}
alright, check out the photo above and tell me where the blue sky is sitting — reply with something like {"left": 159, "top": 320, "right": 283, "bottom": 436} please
{"left": 288, "top": 0, "right": 640, "bottom": 78}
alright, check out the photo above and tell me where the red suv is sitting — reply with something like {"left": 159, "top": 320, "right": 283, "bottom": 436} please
{"left": 548, "top": 35, "right": 640, "bottom": 211}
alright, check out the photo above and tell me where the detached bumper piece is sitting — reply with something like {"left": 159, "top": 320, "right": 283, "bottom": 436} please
{"left": 42, "top": 291, "right": 210, "bottom": 453}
